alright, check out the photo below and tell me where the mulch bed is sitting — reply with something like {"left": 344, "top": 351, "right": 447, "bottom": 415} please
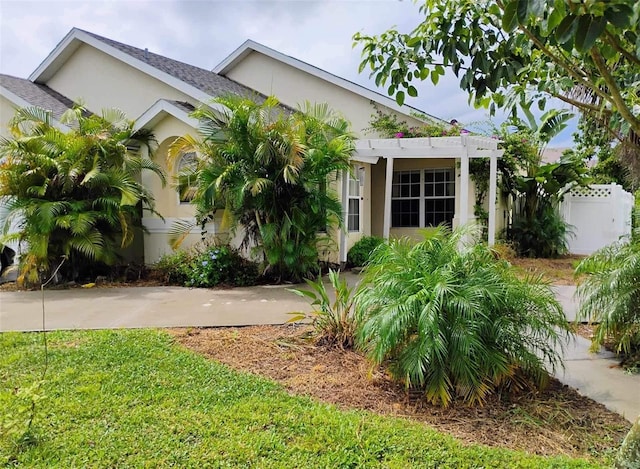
{"left": 508, "top": 255, "right": 584, "bottom": 285}
{"left": 171, "top": 324, "right": 631, "bottom": 461}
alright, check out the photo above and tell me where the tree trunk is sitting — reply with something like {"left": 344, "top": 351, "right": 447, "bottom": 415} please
{"left": 617, "top": 414, "right": 640, "bottom": 469}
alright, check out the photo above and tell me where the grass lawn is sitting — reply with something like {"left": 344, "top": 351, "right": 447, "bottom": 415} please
{"left": 1, "top": 329, "right": 607, "bottom": 468}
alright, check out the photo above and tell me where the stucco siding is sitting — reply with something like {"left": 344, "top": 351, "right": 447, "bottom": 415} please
{"left": 45, "top": 44, "right": 193, "bottom": 119}
{"left": 223, "top": 51, "right": 425, "bottom": 137}
{"left": 0, "top": 95, "right": 18, "bottom": 138}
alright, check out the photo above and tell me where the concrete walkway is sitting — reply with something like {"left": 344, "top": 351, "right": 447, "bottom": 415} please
{"left": 553, "top": 285, "right": 640, "bottom": 423}
{"left": 1, "top": 278, "right": 638, "bottom": 422}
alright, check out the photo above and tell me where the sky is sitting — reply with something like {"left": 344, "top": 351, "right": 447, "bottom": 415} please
{"left": 0, "top": 0, "right": 575, "bottom": 147}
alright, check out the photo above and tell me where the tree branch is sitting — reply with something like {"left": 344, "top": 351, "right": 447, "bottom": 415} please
{"left": 550, "top": 92, "right": 609, "bottom": 114}
{"left": 604, "top": 31, "right": 640, "bottom": 68}
{"left": 590, "top": 49, "right": 640, "bottom": 136}
{"left": 518, "top": 26, "right": 608, "bottom": 103}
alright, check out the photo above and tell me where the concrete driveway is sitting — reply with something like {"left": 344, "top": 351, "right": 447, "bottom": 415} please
{"left": 0, "top": 283, "right": 313, "bottom": 331}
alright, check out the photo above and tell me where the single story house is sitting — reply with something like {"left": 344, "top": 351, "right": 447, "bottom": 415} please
{"left": 0, "top": 28, "right": 504, "bottom": 266}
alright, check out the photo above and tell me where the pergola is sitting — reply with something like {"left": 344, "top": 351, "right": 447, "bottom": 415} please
{"left": 340, "top": 135, "right": 504, "bottom": 262}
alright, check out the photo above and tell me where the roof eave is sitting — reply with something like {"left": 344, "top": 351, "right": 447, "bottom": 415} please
{"left": 29, "top": 28, "right": 213, "bottom": 106}
{"left": 0, "top": 85, "right": 71, "bottom": 132}
{"left": 133, "top": 99, "right": 200, "bottom": 132}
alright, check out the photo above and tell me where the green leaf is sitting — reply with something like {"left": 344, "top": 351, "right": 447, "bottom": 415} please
{"left": 604, "top": 4, "right": 632, "bottom": 28}
{"left": 406, "top": 36, "right": 421, "bottom": 47}
{"left": 528, "top": 0, "right": 545, "bottom": 17}
{"left": 502, "top": 1, "right": 519, "bottom": 31}
{"left": 546, "top": 7, "right": 564, "bottom": 32}
{"left": 555, "top": 14, "right": 578, "bottom": 45}
{"left": 407, "top": 85, "right": 418, "bottom": 97}
{"left": 430, "top": 71, "right": 439, "bottom": 86}
{"left": 537, "top": 97, "right": 547, "bottom": 111}
{"left": 575, "top": 15, "right": 607, "bottom": 52}
{"left": 396, "top": 91, "right": 406, "bottom": 106}
{"left": 516, "top": 0, "right": 530, "bottom": 24}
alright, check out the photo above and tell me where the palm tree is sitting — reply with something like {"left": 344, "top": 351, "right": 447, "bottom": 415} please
{"left": 0, "top": 105, "right": 165, "bottom": 285}
{"left": 355, "top": 226, "right": 570, "bottom": 407}
{"left": 169, "top": 96, "right": 354, "bottom": 282}
{"left": 502, "top": 110, "right": 590, "bottom": 257}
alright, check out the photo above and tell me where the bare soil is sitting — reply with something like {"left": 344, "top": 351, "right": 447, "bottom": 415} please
{"left": 171, "top": 325, "right": 631, "bottom": 462}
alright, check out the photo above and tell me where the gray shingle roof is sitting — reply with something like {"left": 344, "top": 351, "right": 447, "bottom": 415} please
{"left": 166, "top": 100, "right": 196, "bottom": 114}
{"left": 79, "top": 29, "right": 263, "bottom": 101}
{"left": 0, "top": 74, "right": 74, "bottom": 121}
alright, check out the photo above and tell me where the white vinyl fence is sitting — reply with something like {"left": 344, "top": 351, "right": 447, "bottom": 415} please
{"left": 560, "top": 184, "right": 634, "bottom": 255}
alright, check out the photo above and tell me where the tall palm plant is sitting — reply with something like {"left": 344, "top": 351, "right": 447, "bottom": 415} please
{"left": 169, "top": 96, "right": 354, "bottom": 282}
{"left": 504, "top": 111, "right": 590, "bottom": 257}
{"left": 0, "top": 105, "right": 165, "bottom": 285}
{"left": 355, "top": 226, "right": 570, "bottom": 407}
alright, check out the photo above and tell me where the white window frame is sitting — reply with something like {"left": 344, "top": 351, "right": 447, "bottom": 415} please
{"left": 347, "top": 166, "right": 363, "bottom": 232}
{"left": 391, "top": 167, "right": 455, "bottom": 228}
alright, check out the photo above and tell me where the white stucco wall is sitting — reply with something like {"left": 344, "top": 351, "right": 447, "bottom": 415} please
{"left": 45, "top": 44, "right": 193, "bottom": 119}
{"left": 0, "top": 95, "right": 18, "bottom": 138}
{"left": 222, "top": 51, "right": 425, "bottom": 137}
{"left": 140, "top": 114, "right": 226, "bottom": 264}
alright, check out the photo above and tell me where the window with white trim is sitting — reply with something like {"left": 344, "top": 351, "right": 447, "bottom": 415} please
{"left": 348, "top": 167, "right": 362, "bottom": 232}
{"left": 177, "top": 152, "right": 197, "bottom": 203}
{"left": 391, "top": 168, "right": 455, "bottom": 228}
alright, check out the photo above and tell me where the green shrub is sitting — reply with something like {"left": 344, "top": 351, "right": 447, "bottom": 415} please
{"left": 289, "top": 269, "right": 359, "bottom": 348}
{"left": 155, "top": 245, "right": 259, "bottom": 288}
{"left": 185, "top": 245, "right": 258, "bottom": 288}
{"left": 347, "top": 236, "right": 384, "bottom": 267}
{"left": 509, "top": 204, "right": 571, "bottom": 258}
{"left": 576, "top": 238, "right": 640, "bottom": 360}
{"left": 355, "top": 226, "right": 570, "bottom": 407}
{"left": 155, "top": 250, "right": 191, "bottom": 285}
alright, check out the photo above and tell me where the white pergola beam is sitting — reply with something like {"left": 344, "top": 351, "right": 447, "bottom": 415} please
{"left": 354, "top": 148, "right": 501, "bottom": 158}
{"left": 353, "top": 136, "right": 504, "bottom": 245}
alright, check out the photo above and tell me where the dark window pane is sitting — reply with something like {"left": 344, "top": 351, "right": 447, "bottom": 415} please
{"left": 392, "top": 199, "right": 419, "bottom": 227}
{"left": 348, "top": 199, "right": 360, "bottom": 231}
{"left": 425, "top": 184, "right": 434, "bottom": 197}
{"left": 446, "top": 182, "right": 455, "bottom": 196}
{"left": 446, "top": 198, "right": 455, "bottom": 211}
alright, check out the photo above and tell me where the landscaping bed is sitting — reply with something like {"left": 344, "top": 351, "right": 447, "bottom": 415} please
{"left": 507, "top": 255, "right": 584, "bottom": 285}
{"left": 172, "top": 324, "right": 630, "bottom": 463}
{"left": 2, "top": 329, "right": 615, "bottom": 468}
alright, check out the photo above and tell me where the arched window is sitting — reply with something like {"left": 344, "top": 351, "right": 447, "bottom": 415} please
{"left": 177, "top": 152, "right": 197, "bottom": 203}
